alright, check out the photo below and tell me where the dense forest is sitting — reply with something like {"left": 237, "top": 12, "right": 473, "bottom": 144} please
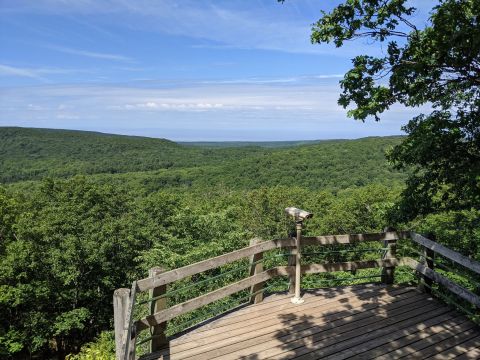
{"left": 0, "top": 127, "right": 405, "bottom": 189}
{"left": 1, "top": 127, "right": 478, "bottom": 359}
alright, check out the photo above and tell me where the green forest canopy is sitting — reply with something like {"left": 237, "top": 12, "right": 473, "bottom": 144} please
{"left": 0, "top": 127, "right": 405, "bottom": 190}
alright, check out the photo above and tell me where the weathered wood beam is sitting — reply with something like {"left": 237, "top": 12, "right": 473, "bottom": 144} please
{"left": 381, "top": 227, "right": 397, "bottom": 284}
{"left": 274, "top": 259, "right": 400, "bottom": 276}
{"left": 404, "top": 257, "right": 480, "bottom": 308}
{"left": 136, "top": 232, "right": 410, "bottom": 293}
{"left": 410, "top": 232, "right": 480, "bottom": 275}
{"left": 148, "top": 267, "right": 168, "bottom": 352}
{"left": 249, "top": 238, "right": 264, "bottom": 304}
{"left": 135, "top": 270, "right": 276, "bottom": 331}
{"left": 121, "top": 281, "right": 138, "bottom": 360}
{"left": 136, "top": 238, "right": 294, "bottom": 292}
{"left": 113, "top": 288, "right": 130, "bottom": 360}
{"left": 419, "top": 233, "right": 435, "bottom": 294}
{"left": 302, "top": 231, "right": 408, "bottom": 246}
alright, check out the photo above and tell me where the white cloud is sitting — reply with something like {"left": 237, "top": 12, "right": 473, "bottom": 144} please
{"left": 0, "top": 63, "right": 92, "bottom": 80}
{"left": 0, "top": 0, "right": 375, "bottom": 56}
{"left": 0, "top": 64, "right": 44, "bottom": 79}
{"left": 0, "top": 74, "right": 428, "bottom": 141}
{"left": 200, "top": 74, "right": 344, "bottom": 85}
{"left": 27, "top": 103, "right": 45, "bottom": 111}
{"left": 47, "top": 45, "right": 133, "bottom": 62}
{"left": 119, "top": 101, "right": 225, "bottom": 111}
{"left": 0, "top": 76, "right": 346, "bottom": 118}
{"left": 56, "top": 113, "right": 80, "bottom": 120}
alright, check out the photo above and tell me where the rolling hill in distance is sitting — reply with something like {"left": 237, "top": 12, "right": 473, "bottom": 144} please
{"left": 0, "top": 127, "right": 406, "bottom": 191}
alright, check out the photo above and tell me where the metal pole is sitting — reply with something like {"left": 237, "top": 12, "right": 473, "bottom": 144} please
{"left": 291, "top": 221, "right": 304, "bottom": 304}
{"left": 284, "top": 207, "right": 312, "bottom": 305}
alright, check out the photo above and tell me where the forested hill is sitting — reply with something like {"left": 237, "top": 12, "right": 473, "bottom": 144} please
{"left": 0, "top": 127, "right": 406, "bottom": 189}
{"left": 0, "top": 127, "right": 263, "bottom": 183}
{"left": 179, "top": 139, "right": 332, "bottom": 148}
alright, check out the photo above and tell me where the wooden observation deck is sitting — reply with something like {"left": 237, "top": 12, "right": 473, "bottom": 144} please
{"left": 141, "top": 285, "right": 480, "bottom": 359}
{"left": 114, "top": 208, "right": 480, "bottom": 360}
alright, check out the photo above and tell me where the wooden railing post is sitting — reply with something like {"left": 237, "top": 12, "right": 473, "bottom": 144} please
{"left": 114, "top": 288, "right": 130, "bottom": 360}
{"left": 381, "top": 227, "right": 397, "bottom": 284}
{"left": 121, "top": 281, "right": 137, "bottom": 360}
{"left": 420, "top": 233, "right": 435, "bottom": 293}
{"left": 249, "top": 238, "right": 264, "bottom": 303}
{"left": 149, "top": 267, "right": 168, "bottom": 352}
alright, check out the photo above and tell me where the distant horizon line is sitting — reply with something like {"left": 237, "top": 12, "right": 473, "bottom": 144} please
{"left": 0, "top": 125, "right": 405, "bottom": 143}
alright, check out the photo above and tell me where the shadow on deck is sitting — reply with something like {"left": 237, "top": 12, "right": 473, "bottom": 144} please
{"left": 140, "top": 284, "right": 480, "bottom": 360}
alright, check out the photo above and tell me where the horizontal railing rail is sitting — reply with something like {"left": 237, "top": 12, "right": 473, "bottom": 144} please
{"left": 409, "top": 232, "right": 480, "bottom": 275}
{"left": 403, "top": 257, "right": 480, "bottom": 307}
{"left": 301, "top": 231, "right": 409, "bottom": 245}
{"left": 135, "top": 237, "right": 293, "bottom": 292}
{"left": 136, "top": 268, "right": 276, "bottom": 331}
{"left": 275, "top": 258, "right": 400, "bottom": 276}
{"left": 404, "top": 231, "right": 480, "bottom": 312}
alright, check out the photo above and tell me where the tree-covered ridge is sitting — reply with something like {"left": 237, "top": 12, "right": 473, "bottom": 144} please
{"left": 0, "top": 127, "right": 263, "bottom": 183}
{"left": 179, "top": 139, "right": 333, "bottom": 148}
{"left": 0, "top": 127, "right": 406, "bottom": 190}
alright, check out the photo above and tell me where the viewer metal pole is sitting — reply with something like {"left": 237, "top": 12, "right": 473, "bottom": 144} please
{"left": 291, "top": 220, "right": 304, "bottom": 304}
{"left": 284, "top": 207, "right": 313, "bottom": 305}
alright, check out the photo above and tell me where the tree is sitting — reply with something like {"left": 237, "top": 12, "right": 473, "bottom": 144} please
{"left": 310, "top": 0, "right": 480, "bottom": 220}
{"left": 0, "top": 177, "right": 149, "bottom": 358}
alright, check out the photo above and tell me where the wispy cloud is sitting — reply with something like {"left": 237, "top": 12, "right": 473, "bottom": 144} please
{"left": 0, "top": 0, "right": 362, "bottom": 56}
{"left": 0, "top": 75, "right": 426, "bottom": 141}
{"left": 115, "top": 102, "right": 225, "bottom": 112}
{"left": 47, "top": 45, "right": 133, "bottom": 62}
{"left": 0, "top": 63, "right": 94, "bottom": 82}
{"left": 199, "top": 74, "right": 344, "bottom": 85}
{"left": 0, "top": 64, "right": 45, "bottom": 80}
{"left": 114, "top": 1, "right": 328, "bottom": 55}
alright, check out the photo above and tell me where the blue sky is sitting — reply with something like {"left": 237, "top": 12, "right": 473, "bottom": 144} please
{"left": 0, "top": 0, "right": 433, "bottom": 141}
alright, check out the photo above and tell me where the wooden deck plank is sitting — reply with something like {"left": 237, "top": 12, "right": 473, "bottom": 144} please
{"left": 184, "top": 283, "right": 389, "bottom": 336}
{"left": 153, "top": 287, "right": 415, "bottom": 359}
{"left": 139, "top": 284, "right": 480, "bottom": 360}
{"left": 210, "top": 293, "right": 429, "bottom": 360}
{"left": 410, "top": 329, "right": 480, "bottom": 359}
{"left": 425, "top": 335, "right": 480, "bottom": 359}
{"left": 171, "top": 287, "right": 411, "bottom": 347}
{"left": 344, "top": 315, "right": 474, "bottom": 359}
{"left": 455, "top": 345, "right": 480, "bottom": 359}
{"left": 284, "top": 305, "right": 452, "bottom": 360}
{"left": 366, "top": 315, "right": 472, "bottom": 359}
{"left": 171, "top": 285, "right": 408, "bottom": 346}
{"left": 179, "top": 291, "right": 424, "bottom": 359}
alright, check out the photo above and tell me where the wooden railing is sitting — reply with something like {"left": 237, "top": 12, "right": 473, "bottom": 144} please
{"left": 113, "top": 208, "right": 480, "bottom": 360}
{"left": 405, "top": 232, "right": 480, "bottom": 308}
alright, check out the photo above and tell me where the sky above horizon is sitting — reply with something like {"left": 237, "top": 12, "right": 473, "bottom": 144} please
{"left": 0, "top": 0, "right": 433, "bottom": 141}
